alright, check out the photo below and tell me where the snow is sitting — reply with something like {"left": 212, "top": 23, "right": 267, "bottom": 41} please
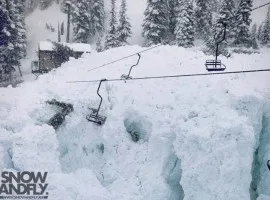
{"left": 252, "top": 0, "right": 270, "bottom": 25}
{"left": 1, "top": 44, "right": 270, "bottom": 199}
{"left": 39, "top": 41, "right": 91, "bottom": 52}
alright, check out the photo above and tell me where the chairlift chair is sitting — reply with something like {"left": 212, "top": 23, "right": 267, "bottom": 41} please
{"left": 205, "top": 22, "right": 227, "bottom": 72}
{"left": 86, "top": 79, "right": 107, "bottom": 125}
{"left": 205, "top": 60, "right": 226, "bottom": 71}
{"left": 267, "top": 160, "right": 270, "bottom": 171}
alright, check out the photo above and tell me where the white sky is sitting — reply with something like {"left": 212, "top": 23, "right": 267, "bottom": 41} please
{"left": 251, "top": 0, "right": 269, "bottom": 25}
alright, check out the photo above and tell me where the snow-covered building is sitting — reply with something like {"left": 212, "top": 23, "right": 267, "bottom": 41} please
{"left": 34, "top": 41, "right": 91, "bottom": 73}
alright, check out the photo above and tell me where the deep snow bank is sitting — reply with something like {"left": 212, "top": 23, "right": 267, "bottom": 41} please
{"left": 0, "top": 45, "right": 270, "bottom": 200}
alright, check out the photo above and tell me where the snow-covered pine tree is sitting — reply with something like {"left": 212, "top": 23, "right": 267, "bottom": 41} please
{"left": 142, "top": 0, "right": 170, "bottom": 46}
{"left": 174, "top": 0, "right": 195, "bottom": 48}
{"left": 167, "top": 0, "right": 178, "bottom": 41}
{"left": 233, "top": 0, "right": 253, "bottom": 48}
{"left": 209, "top": 0, "right": 220, "bottom": 13}
{"left": 72, "top": 0, "right": 105, "bottom": 43}
{"left": 250, "top": 23, "right": 258, "bottom": 49}
{"left": 25, "top": 0, "right": 39, "bottom": 14}
{"left": 91, "top": 0, "right": 105, "bottom": 38}
{"left": 117, "top": 0, "right": 132, "bottom": 46}
{"left": 0, "top": 0, "right": 19, "bottom": 79}
{"left": 216, "top": 0, "right": 236, "bottom": 42}
{"left": 0, "top": 0, "right": 9, "bottom": 80}
{"left": 72, "top": 0, "right": 91, "bottom": 43}
{"left": 96, "top": 35, "right": 103, "bottom": 52}
{"left": 205, "top": 21, "right": 230, "bottom": 57}
{"left": 14, "top": 0, "right": 27, "bottom": 58}
{"left": 195, "top": 0, "right": 212, "bottom": 40}
{"left": 0, "top": 1, "right": 8, "bottom": 47}
{"left": 251, "top": 23, "right": 257, "bottom": 37}
{"left": 257, "top": 23, "right": 263, "bottom": 41}
{"left": 40, "top": 0, "right": 54, "bottom": 10}
{"left": 105, "top": 0, "right": 120, "bottom": 49}
{"left": 261, "top": 6, "right": 270, "bottom": 45}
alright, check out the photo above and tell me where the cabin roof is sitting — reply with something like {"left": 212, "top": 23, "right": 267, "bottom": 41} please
{"left": 39, "top": 41, "right": 91, "bottom": 52}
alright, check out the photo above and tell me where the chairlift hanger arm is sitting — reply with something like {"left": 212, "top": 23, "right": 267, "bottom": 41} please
{"left": 96, "top": 79, "right": 107, "bottom": 115}
{"left": 127, "top": 53, "right": 141, "bottom": 77}
{"left": 121, "top": 53, "right": 141, "bottom": 80}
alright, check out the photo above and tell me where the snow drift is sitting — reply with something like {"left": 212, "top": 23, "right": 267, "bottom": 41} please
{"left": 0, "top": 45, "right": 270, "bottom": 200}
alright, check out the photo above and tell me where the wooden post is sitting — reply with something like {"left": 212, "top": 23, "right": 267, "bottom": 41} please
{"left": 58, "top": 22, "right": 61, "bottom": 42}
{"left": 66, "top": 1, "right": 71, "bottom": 43}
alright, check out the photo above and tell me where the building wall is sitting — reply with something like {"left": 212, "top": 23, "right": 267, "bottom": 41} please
{"left": 39, "top": 50, "right": 86, "bottom": 72}
{"left": 39, "top": 51, "right": 55, "bottom": 71}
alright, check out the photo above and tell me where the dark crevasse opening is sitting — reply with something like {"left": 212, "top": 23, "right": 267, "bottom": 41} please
{"left": 162, "top": 153, "right": 184, "bottom": 200}
{"left": 0, "top": 141, "right": 16, "bottom": 170}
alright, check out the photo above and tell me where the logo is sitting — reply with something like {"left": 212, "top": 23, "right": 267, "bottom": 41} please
{"left": 0, "top": 171, "right": 48, "bottom": 199}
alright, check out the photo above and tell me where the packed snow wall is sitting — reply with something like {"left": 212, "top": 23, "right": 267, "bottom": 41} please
{"left": 0, "top": 46, "right": 270, "bottom": 200}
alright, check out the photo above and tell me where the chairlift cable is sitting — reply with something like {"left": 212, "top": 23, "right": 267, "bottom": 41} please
{"left": 87, "top": 44, "right": 163, "bottom": 72}
{"left": 67, "top": 68, "right": 270, "bottom": 84}
{"left": 251, "top": 2, "right": 270, "bottom": 11}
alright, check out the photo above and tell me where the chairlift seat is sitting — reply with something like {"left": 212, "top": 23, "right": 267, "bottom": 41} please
{"left": 205, "top": 60, "right": 226, "bottom": 71}
{"left": 86, "top": 113, "right": 106, "bottom": 125}
{"left": 267, "top": 160, "right": 270, "bottom": 171}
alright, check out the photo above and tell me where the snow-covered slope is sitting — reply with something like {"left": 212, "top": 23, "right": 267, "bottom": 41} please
{"left": 0, "top": 45, "right": 270, "bottom": 200}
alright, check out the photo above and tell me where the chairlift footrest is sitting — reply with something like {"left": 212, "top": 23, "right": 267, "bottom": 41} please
{"left": 86, "top": 113, "right": 106, "bottom": 125}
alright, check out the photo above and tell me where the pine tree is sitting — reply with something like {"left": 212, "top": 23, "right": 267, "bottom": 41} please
{"left": 96, "top": 35, "right": 103, "bottom": 52}
{"left": 0, "top": 0, "right": 20, "bottom": 79}
{"left": 205, "top": 22, "right": 229, "bottom": 57}
{"left": 261, "top": 6, "right": 270, "bottom": 45}
{"left": 0, "top": 1, "right": 8, "bottom": 47}
{"left": 0, "top": 0, "right": 26, "bottom": 80}
{"left": 14, "top": 0, "right": 27, "bottom": 58}
{"left": 71, "top": 0, "right": 105, "bottom": 43}
{"left": 142, "top": 0, "right": 170, "bottom": 46}
{"left": 25, "top": 0, "right": 39, "bottom": 14}
{"left": 174, "top": 0, "right": 195, "bottom": 48}
{"left": 250, "top": 23, "right": 259, "bottom": 49}
{"left": 72, "top": 0, "right": 91, "bottom": 43}
{"left": 233, "top": 0, "right": 253, "bottom": 47}
{"left": 105, "top": 0, "right": 120, "bottom": 49}
{"left": 0, "top": 0, "right": 9, "bottom": 80}
{"left": 216, "top": 0, "right": 236, "bottom": 42}
{"left": 91, "top": 0, "right": 105, "bottom": 37}
{"left": 167, "top": 0, "right": 178, "bottom": 41}
{"left": 40, "top": 0, "right": 54, "bottom": 10}
{"left": 257, "top": 23, "right": 263, "bottom": 41}
{"left": 117, "top": 0, "right": 132, "bottom": 46}
{"left": 251, "top": 23, "right": 257, "bottom": 37}
{"left": 195, "top": 0, "right": 213, "bottom": 40}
